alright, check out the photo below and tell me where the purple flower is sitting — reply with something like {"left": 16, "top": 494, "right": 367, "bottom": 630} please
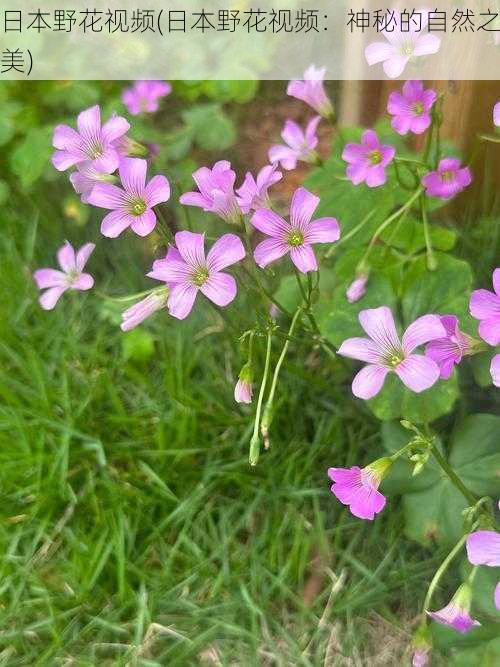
{"left": 412, "top": 649, "right": 430, "bottom": 667}
{"left": 235, "top": 164, "right": 282, "bottom": 214}
{"left": 251, "top": 187, "right": 340, "bottom": 274}
{"left": 146, "top": 231, "right": 245, "bottom": 320}
{"left": 268, "top": 116, "right": 321, "bottom": 171}
{"left": 467, "top": 530, "right": 500, "bottom": 567}
{"left": 234, "top": 378, "right": 253, "bottom": 405}
{"left": 69, "top": 162, "right": 117, "bottom": 203}
{"left": 33, "top": 241, "right": 95, "bottom": 311}
{"left": 88, "top": 158, "right": 170, "bottom": 238}
{"left": 427, "top": 584, "right": 480, "bottom": 634}
{"left": 338, "top": 306, "right": 446, "bottom": 400}
{"left": 180, "top": 160, "right": 240, "bottom": 223}
{"left": 494, "top": 102, "right": 500, "bottom": 128}
{"left": 469, "top": 268, "right": 500, "bottom": 346}
{"left": 422, "top": 158, "right": 472, "bottom": 200}
{"left": 387, "top": 80, "right": 437, "bottom": 135}
{"left": 425, "top": 315, "right": 475, "bottom": 379}
{"left": 287, "top": 65, "right": 333, "bottom": 118}
{"left": 342, "top": 130, "right": 395, "bottom": 188}
{"left": 346, "top": 275, "right": 368, "bottom": 303}
{"left": 491, "top": 354, "right": 500, "bottom": 388}
{"left": 122, "top": 80, "right": 172, "bottom": 115}
{"left": 121, "top": 290, "right": 168, "bottom": 332}
{"left": 327, "top": 458, "right": 391, "bottom": 520}
{"left": 365, "top": 13, "right": 441, "bottom": 79}
{"left": 52, "top": 105, "right": 130, "bottom": 173}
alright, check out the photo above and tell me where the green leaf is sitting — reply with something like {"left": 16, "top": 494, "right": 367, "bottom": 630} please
{"left": 10, "top": 126, "right": 53, "bottom": 189}
{"left": 368, "top": 372, "right": 459, "bottom": 423}
{"left": 450, "top": 637, "right": 500, "bottom": 666}
{"left": 402, "top": 253, "right": 474, "bottom": 323}
{"left": 398, "top": 414, "right": 500, "bottom": 546}
{"left": 182, "top": 104, "right": 236, "bottom": 151}
{"left": 380, "top": 217, "right": 457, "bottom": 254}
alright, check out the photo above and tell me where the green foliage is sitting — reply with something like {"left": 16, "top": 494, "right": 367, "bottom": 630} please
{"left": 382, "top": 415, "right": 500, "bottom": 546}
{"left": 182, "top": 103, "right": 237, "bottom": 151}
{"left": 9, "top": 126, "right": 53, "bottom": 190}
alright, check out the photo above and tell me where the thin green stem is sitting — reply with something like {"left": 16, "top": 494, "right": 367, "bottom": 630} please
{"left": 249, "top": 329, "right": 273, "bottom": 466}
{"left": 260, "top": 307, "right": 303, "bottom": 446}
{"left": 420, "top": 194, "right": 437, "bottom": 271}
{"left": 359, "top": 187, "right": 422, "bottom": 267}
{"left": 325, "top": 210, "right": 377, "bottom": 257}
{"left": 154, "top": 206, "right": 174, "bottom": 243}
{"left": 430, "top": 442, "right": 477, "bottom": 506}
{"left": 422, "top": 533, "right": 468, "bottom": 615}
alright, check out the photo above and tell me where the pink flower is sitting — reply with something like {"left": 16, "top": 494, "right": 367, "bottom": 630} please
{"left": 422, "top": 158, "right": 472, "bottom": 200}
{"left": 342, "top": 130, "right": 395, "bottom": 188}
{"left": 412, "top": 649, "right": 430, "bottom": 667}
{"left": 235, "top": 164, "right": 282, "bottom": 214}
{"left": 425, "top": 315, "right": 474, "bottom": 379}
{"left": 327, "top": 458, "right": 391, "bottom": 520}
{"left": 365, "top": 13, "right": 441, "bottom": 79}
{"left": 494, "top": 102, "right": 500, "bottom": 128}
{"left": 346, "top": 275, "right": 368, "bottom": 303}
{"left": 467, "top": 530, "right": 500, "bottom": 566}
{"left": 52, "top": 105, "right": 130, "bottom": 173}
{"left": 146, "top": 231, "right": 245, "bottom": 320}
{"left": 491, "top": 354, "right": 500, "bottom": 388}
{"left": 251, "top": 187, "right": 340, "bottom": 274}
{"left": 122, "top": 80, "right": 172, "bottom": 115}
{"left": 69, "top": 162, "right": 117, "bottom": 203}
{"left": 180, "top": 161, "right": 240, "bottom": 223}
{"left": 87, "top": 158, "right": 170, "bottom": 238}
{"left": 33, "top": 241, "right": 95, "bottom": 310}
{"left": 427, "top": 584, "right": 480, "bottom": 634}
{"left": 387, "top": 80, "right": 437, "bottom": 135}
{"left": 234, "top": 378, "right": 253, "bottom": 404}
{"left": 120, "top": 290, "right": 168, "bottom": 332}
{"left": 268, "top": 116, "right": 321, "bottom": 171}
{"left": 470, "top": 268, "right": 500, "bottom": 346}
{"left": 338, "top": 306, "right": 446, "bottom": 399}
{"left": 287, "top": 65, "right": 333, "bottom": 118}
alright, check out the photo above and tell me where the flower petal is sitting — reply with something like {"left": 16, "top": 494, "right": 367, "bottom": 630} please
{"left": 101, "top": 114, "right": 130, "bottom": 142}
{"left": 254, "top": 238, "right": 289, "bottom": 269}
{"left": 281, "top": 120, "right": 304, "bottom": 149}
{"left": 167, "top": 282, "right": 198, "bottom": 320}
{"left": 33, "top": 269, "right": 66, "bottom": 289}
{"left": 39, "top": 286, "right": 67, "bottom": 310}
{"left": 349, "top": 486, "right": 386, "bottom": 521}
{"left": 493, "top": 268, "right": 500, "bottom": 297}
{"left": 251, "top": 209, "right": 289, "bottom": 238}
{"left": 358, "top": 306, "right": 401, "bottom": 354}
{"left": 75, "top": 243, "right": 96, "bottom": 272}
{"left": 402, "top": 314, "right": 447, "bottom": 354}
{"left": 77, "top": 105, "right": 101, "bottom": 138}
{"left": 145, "top": 174, "right": 171, "bottom": 207}
{"left": 72, "top": 273, "right": 94, "bottom": 290}
{"left": 206, "top": 234, "right": 245, "bottom": 272}
{"left": 395, "top": 354, "right": 440, "bottom": 393}
{"left": 100, "top": 210, "right": 132, "bottom": 238}
{"left": 200, "top": 272, "right": 237, "bottom": 307}
{"left": 290, "top": 187, "right": 320, "bottom": 230}
{"left": 338, "top": 337, "right": 383, "bottom": 364}
{"left": 88, "top": 183, "right": 127, "bottom": 210}
{"left": 290, "top": 244, "right": 318, "bottom": 273}
{"left": 478, "top": 318, "right": 500, "bottom": 346}
{"left": 466, "top": 531, "right": 500, "bottom": 567}
{"left": 268, "top": 145, "right": 298, "bottom": 170}
{"left": 470, "top": 289, "right": 500, "bottom": 321}
{"left": 413, "top": 34, "right": 441, "bottom": 57}
{"left": 174, "top": 231, "right": 206, "bottom": 267}
{"left": 130, "top": 210, "right": 157, "bottom": 237}
{"left": 305, "top": 217, "right": 340, "bottom": 244}
{"left": 148, "top": 249, "right": 190, "bottom": 284}
{"left": 365, "top": 41, "right": 395, "bottom": 65}
{"left": 352, "top": 365, "right": 389, "bottom": 399}
{"left": 57, "top": 242, "right": 76, "bottom": 273}
{"left": 491, "top": 354, "right": 500, "bottom": 388}
{"left": 119, "top": 157, "right": 147, "bottom": 194}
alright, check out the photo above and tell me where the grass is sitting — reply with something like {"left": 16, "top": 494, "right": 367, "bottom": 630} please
{"left": 0, "top": 195, "right": 453, "bottom": 666}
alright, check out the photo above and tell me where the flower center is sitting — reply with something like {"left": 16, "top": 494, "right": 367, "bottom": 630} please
{"left": 287, "top": 230, "right": 304, "bottom": 247}
{"left": 387, "top": 353, "right": 404, "bottom": 368}
{"left": 412, "top": 102, "right": 424, "bottom": 116}
{"left": 402, "top": 41, "right": 414, "bottom": 56}
{"left": 441, "top": 170, "right": 455, "bottom": 183}
{"left": 368, "top": 150, "right": 382, "bottom": 166}
{"left": 66, "top": 269, "right": 79, "bottom": 284}
{"left": 129, "top": 198, "right": 147, "bottom": 216}
{"left": 191, "top": 266, "right": 209, "bottom": 287}
{"left": 87, "top": 140, "right": 104, "bottom": 159}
